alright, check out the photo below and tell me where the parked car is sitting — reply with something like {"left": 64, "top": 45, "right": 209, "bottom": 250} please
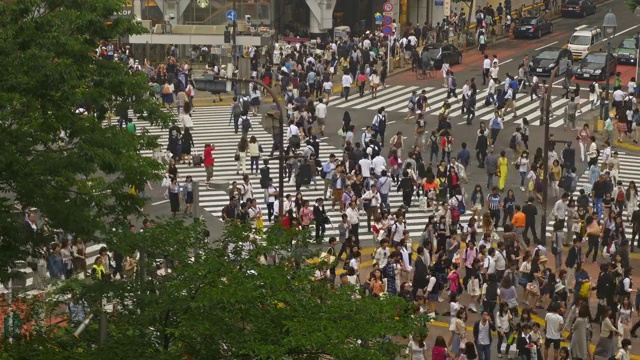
{"left": 561, "top": 0, "right": 597, "bottom": 18}
{"left": 423, "top": 43, "right": 463, "bottom": 69}
{"left": 614, "top": 37, "right": 638, "bottom": 65}
{"left": 573, "top": 52, "right": 617, "bottom": 81}
{"left": 513, "top": 16, "right": 553, "bottom": 39}
{"left": 529, "top": 47, "right": 574, "bottom": 76}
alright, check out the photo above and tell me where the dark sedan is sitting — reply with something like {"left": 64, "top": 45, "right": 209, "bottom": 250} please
{"left": 513, "top": 17, "right": 553, "bottom": 39}
{"left": 573, "top": 52, "right": 617, "bottom": 81}
{"left": 529, "top": 47, "right": 574, "bottom": 76}
{"left": 423, "top": 43, "right": 462, "bottom": 69}
{"left": 561, "top": 0, "right": 596, "bottom": 18}
{"left": 614, "top": 37, "right": 638, "bottom": 65}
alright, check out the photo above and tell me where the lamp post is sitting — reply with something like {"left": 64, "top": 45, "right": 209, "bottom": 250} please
{"left": 602, "top": 9, "right": 618, "bottom": 92}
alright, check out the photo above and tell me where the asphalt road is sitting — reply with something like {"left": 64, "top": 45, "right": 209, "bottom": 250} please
{"left": 317, "top": 0, "right": 638, "bottom": 213}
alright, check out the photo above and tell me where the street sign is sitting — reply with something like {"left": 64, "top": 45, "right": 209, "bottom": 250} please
{"left": 226, "top": 10, "right": 237, "bottom": 22}
{"left": 383, "top": 2, "right": 393, "bottom": 12}
{"left": 375, "top": 13, "right": 383, "bottom": 25}
{"left": 383, "top": 11, "right": 393, "bottom": 16}
{"left": 382, "top": 25, "right": 393, "bottom": 36}
{"left": 383, "top": 16, "right": 392, "bottom": 26}
{"left": 435, "top": 0, "right": 444, "bottom": 6}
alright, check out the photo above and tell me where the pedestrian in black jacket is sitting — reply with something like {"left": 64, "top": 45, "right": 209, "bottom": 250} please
{"left": 522, "top": 197, "right": 539, "bottom": 245}
{"left": 473, "top": 312, "right": 496, "bottom": 360}
{"left": 397, "top": 170, "right": 415, "bottom": 208}
{"left": 412, "top": 246, "right": 429, "bottom": 298}
{"left": 516, "top": 324, "right": 534, "bottom": 360}
{"left": 313, "top": 198, "right": 327, "bottom": 242}
{"left": 594, "top": 263, "right": 615, "bottom": 321}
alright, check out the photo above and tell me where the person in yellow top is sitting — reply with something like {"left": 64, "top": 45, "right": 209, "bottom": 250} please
{"left": 435, "top": 176, "right": 448, "bottom": 203}
{"left": 498, "top": 150, "right": 509, "bottom": 190}
{"left": 549, "top": 159, "right": 562, "bottom": 199}
{"left": 91, "top": 256, "right": 107, "bottom": 281}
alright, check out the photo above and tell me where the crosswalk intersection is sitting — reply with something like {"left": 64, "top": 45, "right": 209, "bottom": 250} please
{"left": 328, "top": 84, "right": 594, "bottom": 128}
{"left": 4, "top": 106, "right": 636, "bottom": 294}
{"left": 132, "top": 105, "right": 637, "bottom": 245}
{"left": 136, "top": 107, "right": 446, "bottom": 240}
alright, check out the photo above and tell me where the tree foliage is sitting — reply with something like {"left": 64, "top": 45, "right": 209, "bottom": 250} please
{"left": 2, "top": 223, "right": 426, "bottom": 359}
{"left": 0, "top": 0, "right": 171, "bottom": 280}
{"left": 625, "top": 0, "right": 640, "bottom": 12}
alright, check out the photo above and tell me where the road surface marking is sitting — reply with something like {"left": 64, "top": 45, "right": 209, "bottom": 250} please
{"left": 606, "top": 24, "right": 640, "bottom": 40}
{"left": 535, "top": 41, "right": 558, "bottom": 50}
{"left": 151, "top": 199, "right": 169, "bottom": 206}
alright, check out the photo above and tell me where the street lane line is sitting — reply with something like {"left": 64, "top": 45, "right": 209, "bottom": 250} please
{"left": 575, "top": 25, "right": 587, "bottom": 30}
{"left": 535, "top": 41, "right": 558, "bottom": 51}
{"left": 606, "top": 24, "right": 640, "bottom": 40}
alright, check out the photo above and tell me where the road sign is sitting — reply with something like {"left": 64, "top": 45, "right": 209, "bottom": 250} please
{"left": 435, "top": 0, "right": 444, "bottom": 6}
{"left": 382, "top": 25, "right": 393, "bottom": 35}
{"left": 226, "top": 10, "right": 237, "bottom": 22}
{"left": 383, "top": 16, "right": 392, "bottom": 26}
{"left": 383, "top": 2, "right": 393, "bottom": 12}
{"left": 383, "top": 11, "right": 393, "bottom": 16}
{"left": 375, "top": 13, "right": 383, "bottom": 25}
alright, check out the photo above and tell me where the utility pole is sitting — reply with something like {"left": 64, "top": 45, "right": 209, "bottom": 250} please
{"left": 232, "top": 0, "right": 237, "bottom": 68}
{"left": 207, "top": 75, "right": 286, "bottom": 216}
{"left": 539, "top": 67, "right": 557, "bottom": 246}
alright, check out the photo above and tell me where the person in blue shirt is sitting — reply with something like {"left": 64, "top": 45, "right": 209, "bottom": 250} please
{"left": 457, "top": 142, "right": 471, "bottom": 168}
{"left": 48, "top": 243, "right": 64, "bottom": 280}
{"left": 574, "top": 261, "right": 590, "bottom": 296}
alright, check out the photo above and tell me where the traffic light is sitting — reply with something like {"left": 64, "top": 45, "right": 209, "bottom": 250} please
{"left": 224, "top": 30, "right": 231, "bottom": 44}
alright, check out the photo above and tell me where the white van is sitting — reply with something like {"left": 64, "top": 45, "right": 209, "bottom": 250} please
{"left": 567, "top": 27, "right": 604, "bottom": 59}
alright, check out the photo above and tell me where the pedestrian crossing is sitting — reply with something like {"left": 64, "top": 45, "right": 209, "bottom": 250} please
{"left": 134, "top": 107, "right": 640, "bottom": 245}
{"left": 327, "top": 84, "right": 595, "bottom": 128}
{"left": 134, "top": 107, "right": 476, "bottom": 242}
{"left": 543, "top": 152, "right": 639, "bottom": 240}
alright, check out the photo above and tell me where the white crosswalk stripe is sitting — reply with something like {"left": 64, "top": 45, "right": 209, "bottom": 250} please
{"left": 328, "top": 84, "right": 592, "bottom": 128}
{"left": 542, "top": 152, "right": 638, "bottom": 239}
{"left": 133, "top": 107, "right": 486, "bottom": 241}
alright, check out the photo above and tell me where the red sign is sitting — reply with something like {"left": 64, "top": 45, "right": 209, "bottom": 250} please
{"left": 383, "top": 2, "right": 393, "bottom": 12}
{"left": 281, "top": 37, "right": 310, "bottom": 44}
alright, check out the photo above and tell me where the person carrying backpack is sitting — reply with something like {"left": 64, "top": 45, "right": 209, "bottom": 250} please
{"left": 239, "top": 112, "right": 252, "bottom": 136}
{"left": 372, "top": 107, "right": 387, "bottom": 144}
{"left": 230, "top": 97, "right": 243, "bottom": 134}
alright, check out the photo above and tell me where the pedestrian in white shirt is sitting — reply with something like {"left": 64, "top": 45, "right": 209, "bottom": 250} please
{"left": 315, "top": 98, "right": 327, "bottom": 136}
{"left": 341, "top": 73, "right": 353, "bottom": 101}
{"left": 359, "top": 157, "right": 372, "bottom": 179}
{"left": 482, "top": 55, "right": 491, "bottom": 85}
{"left": 287, "top": 119, "right": 301, "bottom": 149}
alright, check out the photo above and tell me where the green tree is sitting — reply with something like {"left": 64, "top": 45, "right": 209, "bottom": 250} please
{"left": 0, "top": 0, "right": 171, "bottom": 282}
{"left": 2, "top": 223, "right": 427, "bottom": 360}
{"left": 625, "top": 0, "right": 640, "bottom": 12}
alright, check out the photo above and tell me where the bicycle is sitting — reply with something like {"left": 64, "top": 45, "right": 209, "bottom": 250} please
{"left": 416, "top": 64, "right": 436, "bottom": 80}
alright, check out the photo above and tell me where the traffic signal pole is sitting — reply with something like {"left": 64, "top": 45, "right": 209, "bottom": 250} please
{"left": 207, "top": 74, "right": 286, "bottom": 217}
{"left": 540, "top": 67, "right": 558, "bottom": 246}
{"left": 232, "top": 0, "right": 237, "bottom": 68}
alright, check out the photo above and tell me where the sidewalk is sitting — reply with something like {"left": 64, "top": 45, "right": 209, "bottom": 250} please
{"left": 191, "top": 1, "right": 573, "bottom": 108}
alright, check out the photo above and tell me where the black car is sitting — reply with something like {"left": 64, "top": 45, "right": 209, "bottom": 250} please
{"left": 513, "top": 16, "right": 553, "bottom": 39}
{"left": 561, "top": 0, "right": 596, "bottom": 17}
{"left": 573, "top": 52, "right": 617, "bottom": 81}
{"left": 424, "top": 43, "right": 463, "bottom": 69}
{"left": 529, "top": 47, "right": 574, "bottom": 76}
